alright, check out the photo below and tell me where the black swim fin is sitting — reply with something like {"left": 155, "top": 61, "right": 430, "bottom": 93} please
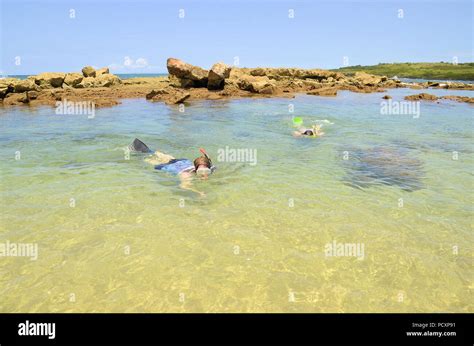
{"left": 128, "top": 138, "right": 152, "bottom": 153}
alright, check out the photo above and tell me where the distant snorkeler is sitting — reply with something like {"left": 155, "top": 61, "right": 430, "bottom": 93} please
{"left": 127, "top": 138, "right": 215, "bottom": 196}
{"left": 293, "top": 124, "right": 325, "bottom": 137}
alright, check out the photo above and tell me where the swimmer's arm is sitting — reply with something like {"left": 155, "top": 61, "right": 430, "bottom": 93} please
{"left": 293, "top": 131, "right": 303, "bottom": 137}
{"left": 179, "top": 172, "right": 205, "bottom": 197}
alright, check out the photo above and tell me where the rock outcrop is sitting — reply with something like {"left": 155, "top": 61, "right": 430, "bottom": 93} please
{"left": 14, "top": 79, "right": 39, "bottom": 93}
{"left": 82, "top": 66, "right": 96, "bottom": 77}
{"left": 64, "top": 73, "right": 84, "bottom": 87}
{"left": 146, "top": 88, "right": 190, "bottom": 104}
{"left": 2, "top": 58, "right": 473, "bottom": 108}
{"left": 167, "top": 58, "right": 208, "bottom": 87}
{"left": 245, "top": 67, "right": 344, "bottom": 82}
{"left": 353, "top": 71, "right": 386, "bottom": 86}
{"left": 76, "top": 77, "right": 96, "bottom": 88}
{"left": 236, "top": 75, "right": 277, "bottom": 94}
{"left": 208, "top": 62, "right": 231, "bottom": 90}
{"left": 440, "top": 95, "right": 474, "bottom": 104}
{"left": 35, "top": 73, "right": 66, "bottom": 88}
{"left": 94, "top": 74, "right": 121, "bottom": 87}
{"left": 404, "top": 93, "right": 474, "bottom": 104}
{"left": 307, "top": 87, "right": 338, "bottom": 97}
{"left": 0, "top": 65, "right": 122, "bottom": 104}
{"left": 95, "top": 67, "right": 109, "bottom": 76}
{"left": 405, "top": 93, "right": 438, "bottom": 101}
{"left": 165, "top": 90, "right": 191, "bottom": 105}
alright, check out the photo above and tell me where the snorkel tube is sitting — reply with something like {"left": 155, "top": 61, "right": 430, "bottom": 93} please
{"left": 198, "top": 148, "right": 215, "bottom": 174}
{"left": 199, "top": 148, "right": 211, "bottom": 162}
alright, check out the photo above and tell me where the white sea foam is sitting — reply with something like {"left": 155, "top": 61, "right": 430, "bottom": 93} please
{"left": 315, "top": 119, "right": 334, "bottom": 125}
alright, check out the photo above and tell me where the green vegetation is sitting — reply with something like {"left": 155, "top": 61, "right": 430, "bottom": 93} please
{"left": 333, "top": 62, "right": 474, "bottom": 81}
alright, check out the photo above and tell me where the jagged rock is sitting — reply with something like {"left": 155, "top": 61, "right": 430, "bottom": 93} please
{"left": 19, "top": 93, "right": 29, "bottom": 103}
{"left": 382, "top": 95, "right": 392, "bottom": 99}
{"left": 76, "top": 77, "right": 95, "bottom": 88}
{"left": 247, "top": 67, "right": 344, "bottom": 81}
{"left": 82, "top": 66, "right": 96, "bottom": 77}
{"left": 26, "top": 90, "right": 39, "bottom": 100}
{"left": 237, "top": 75, "right": 275, "bottom": 93}
{"left": 354, "top": 72, "right": 385, "bottom": 86}
{"left": 342, "top": 85, "right": 385, "bottom": 93}
{"left": 146, "top": 89, "right": 169, "bottom": 99}
{"left": 440, "top": 95, "right": 474, "bottom": 104}
{"left": 208, "top": 62, "right": 231, "bottom": 90}
{"left": 168, "top": 75, "right": 195, "bottom": 88}
{"left": 3, "top": 92, "right": 28, "bottom": 105}
{"left": 307, "top": 87, "right": 338, "bottom": 96}
{"left": 382, "top": 79, "right": 399, "bottom": 88}
{"left": 166, "top": 58, "right": 208, "bottom": 87}
{"left": 301, "top": 80, "right": 322, "bottom": 89}
{"left": 442, "top": 82, "right": 474, "bottom": 90}
{"left": 13, "top": 79, "right": 39, "bottom": 92}
{"left": 71, "top": 73, "right": 121, "bottom": 88}
{"left": 94, "top": 74, "right": 121, "bottom": 87}
{"left": 0, "top": 78, "right": 20, "bottom": 99}
{"left": 0, "top": 78, "right": 19, "bottom": 88}
{"left": 0, "top": 87, "right": 9, "bottom": 99}
{"left": 248, "top": 68, "right": 267, "bottom": 77}
{"left": 64, "top": 73, "right": 83, "bottom": 87}
{"left": 259, "top": 85, "right": 278, "bottom": 94}
{"left": 164, "top": 90, "right": 190, "bottom": 105}
{"left": 35, "top": 73, "right": 66, "bottom": 88}
{"left": 405, "top": 93, "right": 438, "bottom": 101}
{"left": 95, "top": 67, "right": 109, "bottom": 76}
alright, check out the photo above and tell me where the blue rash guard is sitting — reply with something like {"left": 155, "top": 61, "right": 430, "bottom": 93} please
{"left": 155, "top": 159, "right": 194, "bottom": 175}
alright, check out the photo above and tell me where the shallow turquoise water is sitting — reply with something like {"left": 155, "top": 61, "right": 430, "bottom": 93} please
{"left": 0, "top": 88, "right": 472, "bottom": 312}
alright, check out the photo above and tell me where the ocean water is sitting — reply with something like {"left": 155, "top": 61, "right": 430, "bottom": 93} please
{"left": 3, "top": 73, "right": 167, "bottom": 80}
{"left": 0, "top": 88, "right": 472, "bottom": 312}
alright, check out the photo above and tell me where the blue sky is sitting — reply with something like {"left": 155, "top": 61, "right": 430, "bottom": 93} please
{"left": 1, "top": 0, "right": 472, "bottom": 74}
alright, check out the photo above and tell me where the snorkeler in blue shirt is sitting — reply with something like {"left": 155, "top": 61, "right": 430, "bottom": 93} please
{"left": 128, "top": 138, "right": 215, "bottom": 196}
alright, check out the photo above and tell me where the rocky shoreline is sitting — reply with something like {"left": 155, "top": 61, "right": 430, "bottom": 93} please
{"left": 1, "top": 58, "right": 473, "bottom": 108}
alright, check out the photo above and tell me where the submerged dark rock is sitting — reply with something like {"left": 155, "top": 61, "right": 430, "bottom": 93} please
{"left": 341, "top": 146, "right": 424, "bottom": 191}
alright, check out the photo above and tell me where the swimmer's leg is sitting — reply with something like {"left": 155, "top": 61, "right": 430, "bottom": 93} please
{"left": 144, "top": 150, "right": 176, "bottom": 165}
{"left": 293, "top": 131, "right": 303, "bottom": 137}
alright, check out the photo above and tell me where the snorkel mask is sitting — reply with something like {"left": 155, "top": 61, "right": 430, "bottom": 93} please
{"left": 196, "top": 148, "right": 215, "bottom": 176}
{"left": 196, "top": 167, "right": 212, "bottom": 176}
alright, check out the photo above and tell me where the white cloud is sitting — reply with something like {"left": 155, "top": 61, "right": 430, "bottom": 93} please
{"left": 109, "top": 56, "right": 150, "bottom": 71}
{"left": 134, "top": 58, "right": 148, "bottom": 68}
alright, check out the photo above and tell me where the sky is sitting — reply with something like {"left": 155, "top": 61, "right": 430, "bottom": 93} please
{"left": 1, "top": 0, "right": 472, "bottom": 75}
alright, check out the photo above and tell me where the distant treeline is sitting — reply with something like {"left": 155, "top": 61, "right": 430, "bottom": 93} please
{"left": 333, "top": 62, "right": 474, "bottom": 81}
